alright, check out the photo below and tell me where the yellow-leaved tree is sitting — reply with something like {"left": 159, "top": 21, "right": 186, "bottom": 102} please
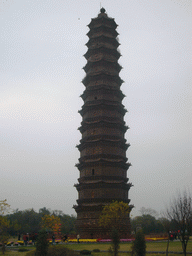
{"left": 0, "top": 200, "right": 10, "bottom": 254}
{"left": 99, "top": 201, "right": 130, "bottom": 231}
{"left": 99, "top": 201, "right": 131, "bottom": 256}
{"left": 41, "top": 214, "right": 61, "bottom": 235}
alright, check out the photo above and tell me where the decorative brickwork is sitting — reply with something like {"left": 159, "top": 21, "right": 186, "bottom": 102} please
{"left": 74, "top": 8, "right": 132, "bottom": 238}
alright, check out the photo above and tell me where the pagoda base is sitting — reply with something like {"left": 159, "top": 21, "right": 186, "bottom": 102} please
{"left": 74, "top": 205, "right": 131, "bottom": 239}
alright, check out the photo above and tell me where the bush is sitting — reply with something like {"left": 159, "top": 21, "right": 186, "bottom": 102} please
{"left": 18, "top": 247, "right": 30, "bottom": 252}
{"left": 132, "top": 229, "right": 146, "bottom": 256}
{"left": 80, "top": 249, "right": 92, "bottom": 255}
{"left": 47, "top": 245, "right": 79, "bottom": 256}
{"left": 93, "top": 249, "right": 100, "bottom": 252}
{"left": 26, "top": 245, "right": 79, "bottom": 256}
{"left": 35, "top": 230, "right": 49, "bottom": 256}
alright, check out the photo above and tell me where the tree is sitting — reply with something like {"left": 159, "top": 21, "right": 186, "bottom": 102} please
{"left": 99, "top": 201, "right": 130, "bottom": 256}
{"left": 6, "top": 208, "right": 76, "bottom": 236}
{"left": 0, "top": 200, "right": 10, "bottom": 215}
{"left": 131, "top": 229, "right": 146, "bottom": 256}
{"left": 131, "top": 214, "right": 164, "bottom": 234}
{"left": 7, "top": 208, "right": 41, "bottom": 235}
{"left": 35, "top": 229, "right": 49, "bottom": 256}
{"left": 39, "top": 207, "right": 51, "bottom": 216}
{"left": 99, "top": 201, "right": 130, "bottom": 232}
{"left": 0, "top": 200, "right": 10, "bottom": 254}
{"left": 41, "top": 214, "right": 61, "bottom": 235}
{"left": 159, "top": 217, "right": 171, "bottom": 256}
{"left": 166, "top": 191, "right": 192, "bottom": 256}
{"left": 110, "top": 227, "right": 120, "bottom": 256}
{"left": 139, "top": 207, "right": 159, "bottom": 218}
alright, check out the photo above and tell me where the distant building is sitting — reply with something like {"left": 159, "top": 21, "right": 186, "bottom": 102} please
{"left": 74, "top": 8, "right": 132, "bottom": 238}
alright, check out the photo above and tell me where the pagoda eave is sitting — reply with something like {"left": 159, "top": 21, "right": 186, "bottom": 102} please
{"left": 82, "top": 73, "right": 124, "bottom": 87}
{"left": 84, "top": 47, "right": 121, "bottom": 60}
{"left": 80, "top": 86, "right": 125, "bottom": 101}
{"left": 76, "top": 160, "right": 131, "bottom": 171}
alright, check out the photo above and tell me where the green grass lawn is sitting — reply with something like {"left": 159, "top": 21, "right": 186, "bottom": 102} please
{"left": 64, "top": 240, "right": 192, "bottom": 252}
{"left": 1, "top": 240, "right": 192, "bottom": 256}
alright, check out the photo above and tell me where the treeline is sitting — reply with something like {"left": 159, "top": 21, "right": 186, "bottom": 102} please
{"left": 131, "top": 209, "right": 178, "bottom": 235}
{"left": 5, "top": 206, "right": 177, "bottom": 237}
{"left": 6, "top": 207, "right": 76, "bottom": 236}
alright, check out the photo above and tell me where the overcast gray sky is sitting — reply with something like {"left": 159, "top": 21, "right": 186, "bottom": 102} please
{"left": 1, "top": 0, "right": 191, "bottom": 217}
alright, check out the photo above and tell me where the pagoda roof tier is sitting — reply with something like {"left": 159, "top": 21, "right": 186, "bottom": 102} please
{"left": 80, "top": 134, "right": 127, "bottom": 144}
{"left": 86, "top": 35, "right": 119, "bottom": 49}
{"left": 84, "top": 47, "right": 121, "bottom": 60}
{"left": 78, "top": 101, "right": 127, "bottom": 116}
{"left": 78, "top": 175, "right": 129, "bottom": 183}
{"left": 87, "top": 25, "right": 118, "bottom": 39}
{"left": 73, "top": 202, "right": 133, "bottom": 213}
{"left": 87, "top": 53, "right": 119, "bottom": 63}
{"left": 75, "top": 181, "right": 132, "bottom": 191}
{"left": 73, "top": 204, "right": 104, "bottom": 212}
{"left": 81, "top": 85, "right": 125, "bottom": 101}
{"left": 80, "top": 99, "right": 126, "bottom": 109}
{"left": 82, "top": 73, "right": 123, "bottom": 87}
{"left": 88, "top": 15, "right": 117, "bottom": 30}
{"left": 85, "top": 67, "right": 120, "bottom": 77}
{"left": 79, "top": 119, "right": 129, "bottom": 134}
{"left": 76, "top": 159, "right": 131, "bottom": 171}
{"left": 78, "top": 153, "right": 128, "bottom": 164}
{"left": 83, "top": 59, "right": 122, "bottom": 73}
{"left": 77, "top": 139, "right": 130, "bottom": 152}
{"left": 76, "top": 198, "right": 130, "bottom": 207}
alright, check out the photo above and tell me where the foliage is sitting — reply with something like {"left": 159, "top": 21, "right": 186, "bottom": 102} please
{"left": 166, "top": 190, "right": 192, "bottom": 256}
{"left": 139, "top": 207, "right": 159, "bottom": 218}
{"left": 0, "top": 200, "right": 10, "bottom": 216}
{"left": 131, "top": 229, "right": 146, "bottom": 256}
{"left": 18, "top": 247, "right": 30, "bottom": 252}
{"left": 59, "top": 214, "right": 76, "bottom": 234}
{"left": 26, "top": 245, "right": 79, "bottom": 256}
{"left": 159, "top": 217, "right": 171, "bottom": 256}
{"left": 0, "top": 200, "right": 10, "bottom": 254}
{"left": 7, "top": 208, "right": 41, "bottom": 235}
{"left": 99, "top": 201, "right": 130, "bottom": 232}
{"left": 35, "top": 229, "right": 49, "bottom": 256}
{"left": 92, "top": 249, "right": 100, "bottom": 252}
{"left": 47, "top": 245, "right": 79, "bottom": 256}
{"left": 41, "top": 214, "right": 61, "bottom": 234}
{"left": 99, "top": 201, "right": 129, "bottom": 256}
{"left": 39, "top": 207, "right": 51, "bottom": 216}
{"left": 131, "top": 214, "right": 164, "bottom": 234}
{"left": 80, "top": 249, "right": 92, "bottom": 255}
{"left": 6, "top": 207, "right": 76, "bottom": 236}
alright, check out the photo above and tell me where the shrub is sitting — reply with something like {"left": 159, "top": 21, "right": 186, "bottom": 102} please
{"left": 131, "top": 229, "right": 146, "bottom": 256}
{"left": 47, "top": 245, "right": 79, "bottom": 256}
{"left": 35, "top": 230, "right": 49, "bottom": 256}
{"left": 26, "top": 245, "right": 79, "bottom": 256}
{"left": 80, "top": 249, "right": 92, "bottom": 255}
{"left": 18, "top": 247, "right": 30, "bottom": 252}
{"left": 93, "top": 249, "right": 100, "bottom": 252}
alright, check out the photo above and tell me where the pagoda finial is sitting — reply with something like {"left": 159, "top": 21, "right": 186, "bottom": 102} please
{"left": 100, "top": 7, "right": 105, "bottom": 13}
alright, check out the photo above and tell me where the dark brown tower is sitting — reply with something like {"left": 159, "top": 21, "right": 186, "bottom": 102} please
{"left": 74, "top": 8, "right": 132, "bottom": 238}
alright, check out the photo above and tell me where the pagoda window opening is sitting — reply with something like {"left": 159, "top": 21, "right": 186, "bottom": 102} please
{"left": 94, "top": 96, "right": 97, "bottom": 100}
{"left": 92, "top": 169, "right": 95, "bottom": 176}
